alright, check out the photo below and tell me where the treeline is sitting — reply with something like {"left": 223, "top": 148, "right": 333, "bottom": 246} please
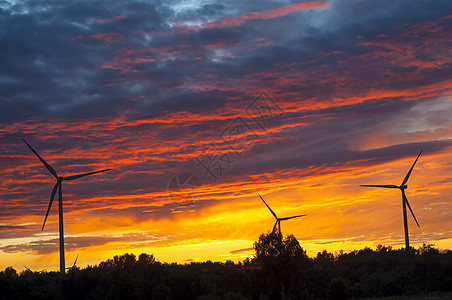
{"left": 1, "top": 233, "right": 452, "bottom": 299}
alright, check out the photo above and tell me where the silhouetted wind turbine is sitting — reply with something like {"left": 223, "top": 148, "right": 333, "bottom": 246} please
{"left": 24, "top": 266, "right": 46, "bottom": 273}
{"left": 23, "top": 140, "right": 110, "bottom": 274}
{"left": 360, "top": 151, "right": 422, "bottom": 250}
{"left": 66, "top": 254, "right": 79, "bottom": 270}
{"left": 259, "top": 195, "right": 306, "bottom": 236}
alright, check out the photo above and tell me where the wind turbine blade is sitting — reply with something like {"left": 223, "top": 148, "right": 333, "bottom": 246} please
{"left": 64, "top": 169, "right": 111, "bottom": 181}
{"left": 67, "top": 254, "right": 79, "bottom": 269}
{"left": 279, "top": 214, "right": 307, "bottom": 221}
{"left": 401, "top": 151, "right": 422, "bottom": 185}
{"left": 259, "top": 195, "right": 278, "bottom": 219}
{"left": 272, "top": 221, "right": 278, "bottom": 233}
{"left": 23, "top": 140, "right": 58, "bottom": 178}
{"left": 402, "top": 190, "right": 420, "bottom": 228}
{"left": 360, "top": 184, "right": 399, "bottom": 188}
{"left": 42, "top": 182, "right": 59, "bottom": 231}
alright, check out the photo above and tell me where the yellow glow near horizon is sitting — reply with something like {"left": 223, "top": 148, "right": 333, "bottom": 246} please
{"left": 2, "top": 148, "right": 452, "bottom": 272}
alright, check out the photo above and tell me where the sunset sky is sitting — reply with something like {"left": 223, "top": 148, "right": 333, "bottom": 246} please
{"left": 1, "top": 0, "right": 452, "bottom": 272}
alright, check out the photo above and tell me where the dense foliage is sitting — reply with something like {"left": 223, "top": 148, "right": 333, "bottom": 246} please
{"left": 1, "top": 233, "right": 452, "bottom": 299}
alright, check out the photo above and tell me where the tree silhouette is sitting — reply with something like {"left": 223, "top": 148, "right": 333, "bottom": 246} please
{"left": 1, "top": 244, "right": 452, "bottom": 299}
{"left": 254, "top": 232, "right": 310, "bottom": 299}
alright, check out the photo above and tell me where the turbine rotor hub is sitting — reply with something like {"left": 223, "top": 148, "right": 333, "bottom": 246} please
{"left": 400, "top": 184, "right": 407, "bottom": 189}
{"left": 58, "top": 177, "right": 64, "bottom": 182}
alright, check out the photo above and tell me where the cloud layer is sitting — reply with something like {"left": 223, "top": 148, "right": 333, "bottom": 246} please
{"left": 1, "top": 0, "right": 452, "bottom": 270}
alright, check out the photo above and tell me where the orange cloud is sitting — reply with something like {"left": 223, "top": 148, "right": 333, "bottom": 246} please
{"left": 96, "top": 15, "right": 127, "bottom": 24}
{"left": 90, "top": 32, "right": 125, "bottom": 44}
{"left": 175, "top": 1, "right": 331, "bottom": 32}
{"left": 2, "top": 127, "right": 452, "bottom": 271}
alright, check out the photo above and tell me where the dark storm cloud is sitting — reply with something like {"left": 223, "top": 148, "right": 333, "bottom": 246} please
{"left": 1, "top": 0, "right": 451, "bottom": 125}
{"left": 0, "top": 0, "right": 170, "bottom": 122}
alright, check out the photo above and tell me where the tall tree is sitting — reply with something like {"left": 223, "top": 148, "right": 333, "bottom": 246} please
{"left": 254, "top": 232, "right": 310, "bottom": 299}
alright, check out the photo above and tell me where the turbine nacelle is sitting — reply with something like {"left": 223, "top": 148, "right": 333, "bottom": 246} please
{"left": 399, "top": 184, "right": 407, "bottom": 190}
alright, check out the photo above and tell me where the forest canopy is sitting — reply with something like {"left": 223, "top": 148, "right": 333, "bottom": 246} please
{"left": 1, "top": 233, "right": 452, "bottom": 299}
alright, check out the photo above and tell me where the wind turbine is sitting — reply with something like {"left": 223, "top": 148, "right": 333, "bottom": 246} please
{"left": 23, "top": 266, "right": 46, "bottom": 273}
{"left": 23, "top": 139, "right": 110, "bottom": 274}
{"left": 259, "top": 195, "right": 306, "bottom": 236}
{"left": 360, "top": 151, "right": 422, "bottom": 250}
{"left": 66, "top": 254, "right": 79, "bottom": 270}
